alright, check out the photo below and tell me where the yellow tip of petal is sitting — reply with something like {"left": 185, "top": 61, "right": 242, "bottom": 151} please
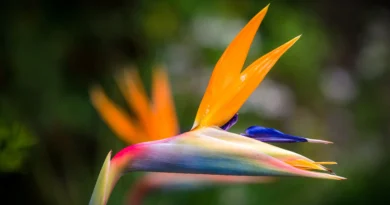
{"left": 285, "top": 35, "right": 301, "bottom": 47}
{"left": 285, "top": 159, "right": 330, "bottom": 172}
{"left": 315, "top": 162, "right": 338, "bottom": 165}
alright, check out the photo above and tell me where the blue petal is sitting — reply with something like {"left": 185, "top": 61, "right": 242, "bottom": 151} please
{"left": 220, "top": 113, "right": 239, "bottom": 130}
{"left": 242, "top": 126, "right": 308, "bottom": 143}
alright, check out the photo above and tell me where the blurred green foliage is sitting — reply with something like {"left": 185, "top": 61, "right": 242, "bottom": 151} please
{"left": 0, "top": 118, "right": 36, "bottom": 171}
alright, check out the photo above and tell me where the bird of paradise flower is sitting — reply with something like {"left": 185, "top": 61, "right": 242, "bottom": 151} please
{"left": 90, "top": 67, "right": 275, "bottom": 204}
{"left": 89, "top": 4, "right": 345, "bottom": 205}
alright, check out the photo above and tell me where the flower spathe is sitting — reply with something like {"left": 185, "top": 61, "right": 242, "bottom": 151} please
{"left": 89, "top": 4, "right": 345, "bottom": 205}
{"left": 113, "top": 127, "right": 341, "bottom": 177}
{"left": 90, "top": 127, "right": 343, "bottom": 204}
{"left": 91, "top": 67, "right": 273, "bottom": 205}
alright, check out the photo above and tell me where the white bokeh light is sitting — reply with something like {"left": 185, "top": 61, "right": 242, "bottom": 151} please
{"left": 320, "top": 67, "right": 357, "bottom": 104}
{"left": 241, "top": 79, "right": 296, "bottom": 119}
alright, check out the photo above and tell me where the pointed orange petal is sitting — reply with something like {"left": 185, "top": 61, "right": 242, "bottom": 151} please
{"left": 116, "top": 69, "right": 156, "bottom": 139}
{"left": 199, "top": 35, "right": 301, "bottom": 128}
{"left": 193, "top": 5, "right": 269, "bottom": 129}
{"left": 90, "top": 86, "right": 146, "bottom": 144}
{"left": 152, "top": 66, "right": 179, "bottom": 139}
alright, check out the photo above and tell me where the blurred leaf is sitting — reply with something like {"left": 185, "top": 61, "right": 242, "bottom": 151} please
{"left": 0, "top": 120, "right": 37, "bottom": 172}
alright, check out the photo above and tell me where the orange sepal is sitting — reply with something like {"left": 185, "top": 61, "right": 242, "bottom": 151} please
{"left": 193, "top": 5, "right": 269, "bottom": 129}
{"left": 198, "top": 35, "right": 301, "bottom": 128}
{"left": 90, "top": 86, "right": 147, "bottom": 144}
{"left": 152, "top": 66, "right": 179, "bottom": 139}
